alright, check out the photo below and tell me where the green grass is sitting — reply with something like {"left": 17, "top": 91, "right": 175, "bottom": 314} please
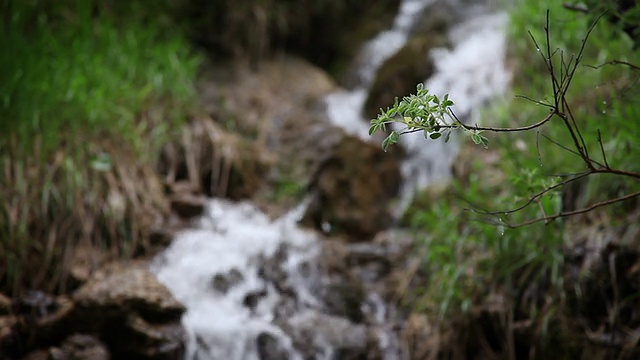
{"left": 0, "top": 1, "right": 201, "bottom": 296}
{"left": 0, "top": 2, "right": 199, "bottom": 155}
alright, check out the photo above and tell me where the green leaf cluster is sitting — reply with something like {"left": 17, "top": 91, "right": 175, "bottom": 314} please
{"left": 369, "top": 83, "right": 490, "bottom": 151}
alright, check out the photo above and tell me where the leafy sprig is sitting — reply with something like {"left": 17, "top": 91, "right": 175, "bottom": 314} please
{"left": 369, "top": 83, "right": 488, "bottom": 151}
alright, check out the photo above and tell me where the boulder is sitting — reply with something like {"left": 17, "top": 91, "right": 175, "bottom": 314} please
{"left": 283, "top": 311, "right": 372, "bottom": 359}
{"left": 72, "top": 261, "right": 186, "bottom": 359}
{"left": 0, "top": 292, "right": 75, "bottom": 358}
{"left": 169, "top": 192, "right": 206, "bottom": 219}
{"left": 364, "top": 35, "right": 448, "bottom": 120}
{"left": 47, "top": 334, "right": 110, "bottom": 360}
{"left": 302, "top": 135, "right": 402, "bottom": 239}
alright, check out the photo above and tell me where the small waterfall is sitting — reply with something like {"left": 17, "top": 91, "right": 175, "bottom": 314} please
{"left": 396, "top": 12, "right": 510, "bottom": 212}
{"left": 325, "top": 0, "right": 437, "bottom": 140}
{"left": 324, "top": 2, "right": 510, "bottom": 213}
{"left": 152, "top": 0, "right": 511, "bottom": 359}
{"left": 152, "top": 200, "right": 321, "bottom": 360}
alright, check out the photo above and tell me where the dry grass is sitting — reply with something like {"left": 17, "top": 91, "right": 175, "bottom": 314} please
{"left": 0, "top": 133, "right": 168, "bottom": 296}
{"left": 160, "top": 116, "right": 274, "bottom": 200}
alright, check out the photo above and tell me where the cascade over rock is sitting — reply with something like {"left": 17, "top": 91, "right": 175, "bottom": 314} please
{"left": 364, "top": 35, "right": 447, "bottom": 120}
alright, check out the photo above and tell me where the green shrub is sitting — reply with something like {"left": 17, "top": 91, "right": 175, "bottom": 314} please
{"left": 379, "top": 0, "right": 640, "bottom": 356}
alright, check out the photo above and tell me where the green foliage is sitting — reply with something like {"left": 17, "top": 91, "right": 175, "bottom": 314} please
{"left": 505, "top": 0, "right": 640, "bottom": 195}
{"left": 403, "top": 167, "right": 565, "bottom": 320}
{"left": 386, "top": 0, "right": 640, "bottom": 355}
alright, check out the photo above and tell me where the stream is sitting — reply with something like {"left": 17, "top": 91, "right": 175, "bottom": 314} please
{"left": 151, "top": 0, "right": 510, "bottom": 359}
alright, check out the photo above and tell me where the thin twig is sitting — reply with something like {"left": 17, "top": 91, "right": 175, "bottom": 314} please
{"left": 597, "top": 129, "right": 610, "bottom": 169}
{"left": 541, "top": 133, "right": 583, "bottom": 159}
{"left": 514, "top": 95, "right": 555, "bottom": 108}
{"left": 470, "top": 171, "right": 592, "bottom": 216}
{"left": 398, "top": 110, "right": 556, "bottom": 135}
{"left": 563, "top": 98, "right": 591, "bottom": 165}
{"left": 454, "top": 109, "right": 556, "bottom": 133}
{"left": 503, "top": 190, "right": 640, "bottom": 228}
{"left": 587, "top": 60, "right": 640, "bottom": 71}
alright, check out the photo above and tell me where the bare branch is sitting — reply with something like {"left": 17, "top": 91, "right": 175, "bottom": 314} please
{"left": 504, "top": 190, "right": 640, "bottom": 228}
{"left": 563, "top": 98, "right": 591, "bottom": 166}
{"left": 587, "top": 60, "right": 640, "bottom": 71}
{"left": 592, "top": 168, "right": 640, "bottom": 180}
{"left": 398, "top": 109, "right": 557, "bottom": 135}
{"left": 545, "top": 11, "right": 561, "bottom": 109}
{"left": 514, "top": 95, "right": 555, "bottom": 108}
{"left": 455, "top": 109, "right": 556, "bottom": 133}
{"left": 470, "top": 171, "right": 592, "bottom": 216}
{"left": 597, "top": 130, "right": 610, "bottom": 169}
{"left": 541, "top": 133, "right": 583, "bottom": 159}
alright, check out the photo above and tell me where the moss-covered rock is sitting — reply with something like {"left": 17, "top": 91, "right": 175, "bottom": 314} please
{"left": 364, "top": 35, "right": 448, "bottom": 120}
{"left": 302, "top": 134, "right": 402, "bottom": 239}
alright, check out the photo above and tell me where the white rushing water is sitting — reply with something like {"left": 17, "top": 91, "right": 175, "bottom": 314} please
{"left": 152, "top": 1, "right": 511, "bottom": 359}
{"left": 325, "top": 0, "right": 437, "bottom": 140}
{"left": 397, "top": 12, "right": 510, "bottom": 211}
{"left": 152, "top": 200, "right": 320, "bottom": 360}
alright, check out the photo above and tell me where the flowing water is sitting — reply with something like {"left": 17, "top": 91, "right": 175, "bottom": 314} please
{"left": 152, "top": 0, "right": 510, "bottom": 359}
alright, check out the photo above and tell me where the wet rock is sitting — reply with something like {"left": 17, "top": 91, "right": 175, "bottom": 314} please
{"left": 242, "top": 289, "right": 268, "bottom": 312}
{"left": 106, "top": 314, "right": 185, "bottom": 360}
{"left": 409, "top": 0, "right": 462, "bottom": 36}
{"left": 302, "top": 135, "right": 402, "bottom": 239}
{"left": 0, "top": 293, "right": 11, "bottom": 315}
{"left": 148, "top": 226, "right": 176, "bottom": 249}
{"left": 0, "top": 314, "right": 19, "bottom": 353}
{"left": 211, "top": 268, "right": 244, "bottom": 294}
{"left": 0, "top": 293, "right": 74, "bottom": 358}
{"left": 258, "top": 245, "right": 293, "bottom": 295}
{"left": 169, "top": 192, "right": 206, "bottom": 219}
{"left": 256, "top": 332, "right": 288, "bottom": 360}
{"left": 73, "top": 263, "right": 184, "bottom": 321}
{"left": 364, "top": 35, "right": 447, "bottom": 119}
{"left": 68, "top": 243, "right": 107, "bottom": 290}
{"left": 322, "top": 281, "right": 366, "bottom": 323}
{"left": 284, "top": 312, "right": 369, "bottom": 358}
{"left": 48, "top": 334, "right": 110, "bottom": 360}
{"left": 72, "top": 261, "right": 186, "bottom": 359}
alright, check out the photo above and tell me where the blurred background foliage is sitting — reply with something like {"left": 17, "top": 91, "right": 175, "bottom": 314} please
{"left": 0, "top": 0, "right": 402, "bottom": 297}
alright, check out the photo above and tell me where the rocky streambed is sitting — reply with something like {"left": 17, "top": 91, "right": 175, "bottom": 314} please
{"left": 0, "top": 0, "right": 511, "bottom": 358}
